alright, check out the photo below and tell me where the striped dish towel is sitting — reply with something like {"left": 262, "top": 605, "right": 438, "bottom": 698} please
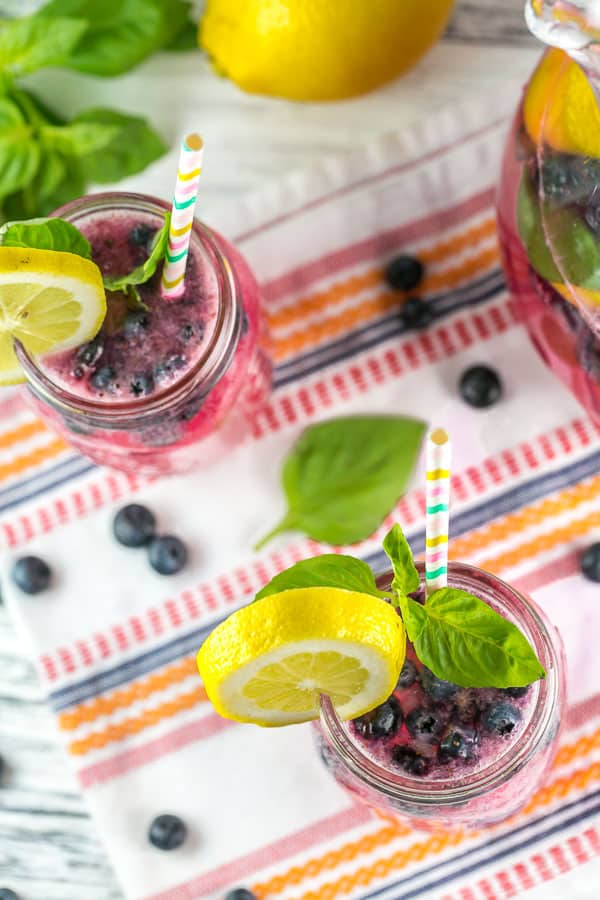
{"left": 2, "top": 93, "right": 600, "bottom": 900}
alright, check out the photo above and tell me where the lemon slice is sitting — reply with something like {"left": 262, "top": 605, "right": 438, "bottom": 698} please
{"left": 197, "top": 587, "right": 406, "bottom": 727}
{"left": 0, "top": 246, "right": 106, "bottom": 385}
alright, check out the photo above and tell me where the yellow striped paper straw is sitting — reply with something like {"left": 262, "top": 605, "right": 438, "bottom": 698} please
{"left": 425, "top": 428, "right": 451, "bottom": 597}
{"left": 161, "top": 132, "right": 204, "bottom": 300}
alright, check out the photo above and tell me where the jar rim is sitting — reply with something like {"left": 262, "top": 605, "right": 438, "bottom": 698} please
{"left": 15, "top": 191, "right": 242, "bottom": 426}
{"left": 319, "top": 561, "right": 563, "bottom": 807}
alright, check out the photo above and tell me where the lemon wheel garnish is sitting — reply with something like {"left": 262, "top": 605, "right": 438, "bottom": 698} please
{"left": 0, "top": 246, "right": 106, "bottom": 385}
{"left": 197, "top": 587, "right": 406, "bottom": 727}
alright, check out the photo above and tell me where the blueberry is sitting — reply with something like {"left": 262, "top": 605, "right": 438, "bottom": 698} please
{"left": 385, "top": 255, "right": 424, "bottom": 291}
{"left": 148, "top": 535, "right": 188, "bottom": 575}
{"left": 225, "top": 891, "right": 257, "bottom": 900}
{"left": 581, "top": 542, "right": 600, "bottom": 582}
{"left": 540, "top": 154, "right": 600, "bottom": 205}
{"left": 0, "top": 890, "right": 20, "bottom": 900}
{"left": 148, "top": 813, "right": 187, "bottom": 850}
{"left": 154, "top": 355, "right": 187, "bottom": 381}
{"left": 123, "top": 310, "right": 150, "bottom": 337}
{"left": 90, "top": 365, "right": 117, "bottom": 393}
{"left": 396, "top": 659, "right": 417, "bottom": 689}
{"left": 11, "top": 556, "right": 51, "bottom": 594}
{"left": 452, "top": 689, "right": 480, "bottom": 724}
{"left": 502, "top": 686, "right": 530, "bottom": 699}
{"left": 391, "top": 745, "right": 430, "bottom": 776}
{"left": 130, "top": 373, "right": 154, "bottom": 397}
{"left": 483, "top": 702, "right": 521, "bottom": 736}
{"left": 400, "top": 297, "right": 433, "bottom": 330}
{"left": 240, "top": 310, "right": 249, "bottom": 337}
{"left": 406, "top": 707, "right": 444, "bottom": 742}
{"left": 130, "top": 223, "right": 155, "bottom": 249}
{"left": 353, "top": 695, "right": 402, "bottom": 740}
{"left": 439, "top": 724, "right": 479, "bottom": 761}
{"left": 113, "top": 504, "right": 156, "bottom": 548}
{"left": 420, "top": 667, "right": 458, "bottom": 702}
{"left": 180, "top": 323, "right": 195, "bottom": 342}
{"left": 76, "top": 336, "right": 103, "bottom": 368}
{"left": 459, "top": 365, "right": 503, "bottom": 409}
{"left": 72, "top": 365, "right": 85, "bottom": 380}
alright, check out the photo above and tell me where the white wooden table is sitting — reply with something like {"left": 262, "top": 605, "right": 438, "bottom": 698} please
{"left": 0, "top": 2, "right": 541, "bottom": 897}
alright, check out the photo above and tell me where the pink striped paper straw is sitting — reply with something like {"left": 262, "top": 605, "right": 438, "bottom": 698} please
{"left": 425, "top": 428, "right": 451, "bottom": 597}
{"left": 161, "top": 133, "right": 204, "bottom": 300}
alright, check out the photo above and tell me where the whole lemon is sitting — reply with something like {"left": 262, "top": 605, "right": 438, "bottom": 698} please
{"left": 200, "top": 0, "right": 455, "bottom": 101}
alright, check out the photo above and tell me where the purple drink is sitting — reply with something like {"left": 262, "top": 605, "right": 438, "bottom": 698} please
{"left": 316, "top": 563, "right": 565, "bottom": 830}
{"left": 16, "top": 193, "right": 271, "bottom": 476}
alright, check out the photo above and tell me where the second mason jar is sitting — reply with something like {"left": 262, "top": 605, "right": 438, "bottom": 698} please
{"left": 15, "top": 192, "right": 272, "bottom": 477}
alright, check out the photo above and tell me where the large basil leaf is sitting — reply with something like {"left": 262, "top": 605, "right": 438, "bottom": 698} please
{"left": 37, "top": 0, "right": 190, "bottom": 76}
{"left": 255, "top": 554, "right": 383, "bottom": 602}
{"left": 255, "top": 415, "right": 426, "bottom": 548}
{"left": 398, "top": 588, "right": 546, "bottom": 688}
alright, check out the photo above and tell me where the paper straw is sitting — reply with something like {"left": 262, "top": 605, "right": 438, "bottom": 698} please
{"left": 161, "top": 133, "right": 204, "bottom": 300}
{"left": 425, "top": 428, "right": 451, "bottom": 597}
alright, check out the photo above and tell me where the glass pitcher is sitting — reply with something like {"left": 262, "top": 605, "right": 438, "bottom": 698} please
{"left": 497, "top": 0, "right": 600, "bottom": 422}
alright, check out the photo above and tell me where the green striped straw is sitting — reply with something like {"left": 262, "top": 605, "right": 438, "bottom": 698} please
{"left": 425, "top": 428, "right": 451, "bottom": 597}
{"left": 161, "top": 133, "right": 204, "bottom": 300}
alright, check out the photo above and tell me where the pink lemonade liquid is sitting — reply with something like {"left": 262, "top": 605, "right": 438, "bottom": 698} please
{"left": 19, "top": 193, "right": 271, "bottom": 476}
{"left": 317, "top": 565, "right": 564, "bottom": 830}
{"left": 497, "top": 102, "right": 600, "bottom": 422}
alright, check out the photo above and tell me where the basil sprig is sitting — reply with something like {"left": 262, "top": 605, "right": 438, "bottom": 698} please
{"left": 0, "top": 1, "right": 195, "bottom": 222}
{"left": 254, "top": 523, "right": 546, "bottom": 690}
{"left": 0, "top": 213, "right": 170, "bottom": 309}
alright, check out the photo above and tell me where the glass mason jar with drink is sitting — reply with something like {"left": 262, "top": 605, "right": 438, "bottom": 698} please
{"left": 195, "top": 430, "right": 565, "bottom": 831}
{"left": 317, "top": 561, "right": 564, "bottom": 829}
{"left": 497, "top": 0, "right": 600, "bottom": 423}
{"left": 0, "top": 134, "right": 271, "bottom": 477}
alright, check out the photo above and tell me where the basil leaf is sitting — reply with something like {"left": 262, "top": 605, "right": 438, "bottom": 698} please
{"left": 69, "top": 108, "right": 166, "bottom": 184}
{"left": 255, "top": 554, "right": 383, "bottom": 602}
{"left": 382, "top": 523, "right": 420, "bottom": 598}
{"left": 517, "top": 172, "right": 600, "bottom": 288}
{"left": 255, "top": 415, "right": 426, "bottom": 549}
{"left": 165, "top": 17, "right": 197, "bottom": 51}
{"left": 40, "top": 121, "right": 121, "bottom": 157}
{"left": 0, "top": 217, "right": 91, "bottom": 258}
{"left": 103, "top": 213, "right": 170, "bottom": 291}
{"left": 37, "top": 0, "right": 189, "bottom": 76}
{"left": 11, "top": 87, "right": 64, "bottom": 128}
{"left": 0, "top": 14, "right": 86, "bottom": 78}
{"left": 398, "top": 588, "right": 546, "bottom": 689}
{"left": 0, "top": 96, "right": 40, "bottom": 199}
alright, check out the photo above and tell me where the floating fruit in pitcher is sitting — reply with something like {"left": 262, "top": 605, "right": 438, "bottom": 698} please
{"left": 524, "top": 47, "right": 600, "bottom": 157}
{"left": 200, "top": 0, "right": 455, "bottom": 101}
